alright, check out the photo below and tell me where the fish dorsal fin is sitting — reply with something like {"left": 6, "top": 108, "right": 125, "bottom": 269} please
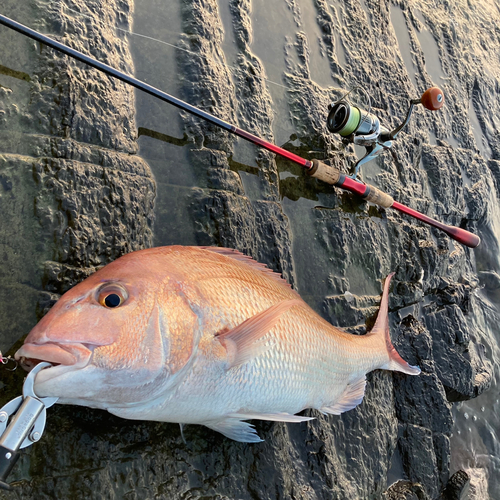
{"left": 320, "top": 377, "right": 367, "bottom": 415}
{"left": 205, "top": 418, "right": 263, "bottom": 443}
{"left": 228, "top": 411, "right": 315, "bottom": 423}
{"left": 370, "top": 273, "right": 421, "bottom": 376}
{"left": 216, "top": 299, "right": 303, "bottom": 368}
{"left": 201, "top": 247, "right": 299, "bottom": 296}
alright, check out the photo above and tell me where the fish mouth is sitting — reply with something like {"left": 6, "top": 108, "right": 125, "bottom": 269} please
{"left": 14, "top": 342, "right": 94, "bottom": 372}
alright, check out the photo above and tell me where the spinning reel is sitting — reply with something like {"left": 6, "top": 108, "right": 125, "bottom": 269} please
{"left": 326, "top": 87, "right": 444, "bottom": 178}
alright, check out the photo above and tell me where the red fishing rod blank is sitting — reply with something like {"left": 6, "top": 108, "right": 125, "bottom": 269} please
{"left": 0, "top": 13, "right": 480, "bottom": 248}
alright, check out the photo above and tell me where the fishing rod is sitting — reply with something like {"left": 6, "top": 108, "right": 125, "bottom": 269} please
{"left": 0, "top": 13, "right": 480, "bottom": 248}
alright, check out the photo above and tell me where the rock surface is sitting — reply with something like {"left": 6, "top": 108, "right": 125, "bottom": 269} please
{"left": 1, "top": 0, "right": 499, "bottom": 499}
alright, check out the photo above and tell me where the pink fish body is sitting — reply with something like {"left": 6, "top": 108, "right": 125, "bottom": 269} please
{"left": 15, "top": 246, "right": 419, "bottom": 442}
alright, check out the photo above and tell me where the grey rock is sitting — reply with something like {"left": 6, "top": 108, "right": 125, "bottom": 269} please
{"left": 1, "top": 0, "right": 500, "bottom": 498}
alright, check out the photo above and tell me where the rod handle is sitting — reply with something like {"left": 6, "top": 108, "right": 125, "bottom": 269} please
{"left": 307, "top": 161, "right": 394, "bottom": 208}
{"left": 363, "top": 184, "right": 394, "bottom": 208}
{"left": 306, "top": 159, "right": 341, "bottom": 185}
{"left": 439, "top": 224, "right": 481, "bottom": 248}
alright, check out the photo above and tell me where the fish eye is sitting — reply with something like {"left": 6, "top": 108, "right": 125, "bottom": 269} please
{"left": 103, "top": 294, "right": 121, "bottom": 308}
{"left": 97, "top": 284, "right": 128, "bottom": 309}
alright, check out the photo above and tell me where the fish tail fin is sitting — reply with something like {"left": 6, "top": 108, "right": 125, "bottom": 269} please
{"left": 371, "top": 273, "right": 421, "bottom": 376}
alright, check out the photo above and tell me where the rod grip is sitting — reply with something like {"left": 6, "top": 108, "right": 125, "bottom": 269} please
{"left": 306, "top": 159, "right": 341, "bottom": 185}
{"left": 363, "top": 184, "right": 394, "bottom": 209}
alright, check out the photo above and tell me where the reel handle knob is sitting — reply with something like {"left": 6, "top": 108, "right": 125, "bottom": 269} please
{"left": 421, "top": 87, "right": 445, "bottom": 110}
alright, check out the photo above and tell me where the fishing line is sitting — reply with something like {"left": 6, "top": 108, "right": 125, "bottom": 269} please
{"left": 63, "top": 4, "right": 292, "bottom": 91}
{"left": 0, "top": 354, "right": 17, "bottom": 372}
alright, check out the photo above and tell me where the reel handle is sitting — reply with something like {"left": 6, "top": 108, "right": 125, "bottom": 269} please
{"left": 421, "top": 87, "right": 445, "bottom": 110}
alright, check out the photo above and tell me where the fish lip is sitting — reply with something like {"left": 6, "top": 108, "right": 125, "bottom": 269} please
{"left": 14, "top": 342, "right": 95, "bottom": 372}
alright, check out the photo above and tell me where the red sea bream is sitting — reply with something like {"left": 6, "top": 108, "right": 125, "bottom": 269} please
{"left": 15, "top": 246, "right": 420, "bottom": 442}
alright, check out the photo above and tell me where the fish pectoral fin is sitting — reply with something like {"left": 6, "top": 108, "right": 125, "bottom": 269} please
{"left": 228, "top": 411, "right": 315, "bottom": 423}
{"left": 205, "top": 418, "right": 264, "bottom": 443}
{"left": 216, "top": 299, "right": 303, "bottom": 369}
{"left": 320, "top": 377, "right": 367, "bottom": 415}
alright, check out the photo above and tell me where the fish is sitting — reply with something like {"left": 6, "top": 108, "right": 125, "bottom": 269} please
{"left": 15, "top": 246, "right": 420, "bottom": 442}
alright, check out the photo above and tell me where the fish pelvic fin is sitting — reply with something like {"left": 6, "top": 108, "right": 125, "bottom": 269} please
{"left": 370, "top": 273, "right": 421, "bottom": 376}
{"left": 216, "top": 299, "right": 303, "bottom": 369}
{"left": 205, "top": 418, "right": 264, "bottom": 443}
{"left": 320, "top": 377, "right": 367, "bottom": 415}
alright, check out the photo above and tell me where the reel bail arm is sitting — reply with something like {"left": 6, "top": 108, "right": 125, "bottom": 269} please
{"left": 0, "top": 362, "right": 58, "bottom": 490}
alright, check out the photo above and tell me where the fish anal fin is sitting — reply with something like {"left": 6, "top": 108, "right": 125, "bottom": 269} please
{"left": 228, "top": 411, "right": 315, "bottom": 423}
{"left": 370, "top": 273, "right": 421, "bottom": 376}
{"left": 321, "top": 377, "right": 367, "bottom": 415}
{"left": 205, "top": 419, "right": 263, "bottom": 443}
{"left": 216, "top": 299, "right": 302, "bottom": 368}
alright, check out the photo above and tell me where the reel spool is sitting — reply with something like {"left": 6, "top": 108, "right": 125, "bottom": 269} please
{"left": 327, "top": 102, "right": 381, "bottom": 138}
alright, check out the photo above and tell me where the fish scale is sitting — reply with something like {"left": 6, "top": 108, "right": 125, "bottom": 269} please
{"left": 184, "top": 313, "right": 353, "bottom": 410}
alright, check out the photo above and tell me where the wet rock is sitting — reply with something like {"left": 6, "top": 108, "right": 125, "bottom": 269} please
{"left": 323, "top": 293, "right": 379, "bottom": 332}
{"left": 423, "top": 301, "right": 493, "bottom": 402}
{"left": 176, "top": 0, "right": 236, "bottom": 153}
{"left": 437, "top": 470, "right": 470, "bottom": 500}
{"left": 1, "top": 0, "right": 500, "bottom": 498}
{"left": 384, "top": 480, "right": 429, "bottom": 500}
